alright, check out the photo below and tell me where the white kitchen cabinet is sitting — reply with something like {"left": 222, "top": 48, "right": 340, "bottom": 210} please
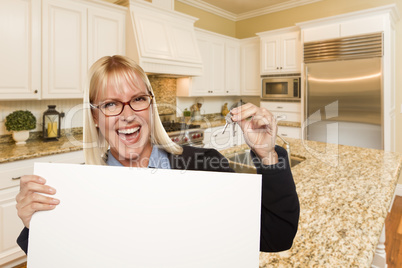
{"left": 88, "top": 5, "right": 126, "bottom": 67}
{"left": 301, "top": 15, "right": 386, "bottom": 43}
{"left": 191, "top": 30, "right": 225, "bottom": 96}
{"left": 261, "top": 101, "right": 301, "bottom": 123}
{"left": 0, "top": 186, "right": 26, "bottom": 268}
{"left": 0, "top": 0, "right": 41, "bottom": 99}
{"left": 0, "top": 0, "right": 125, "bottom": 100}
{"left": 0, "top": 150, "right": 84, "bottom": 267}
{"left": 42, "top": 0, "right": 88, "bottom": 99}
{"left": 258, "top": 27, "right": 301, "bottom": 75}
{"left": 177, "top": 29, "right": 241, "bottom": 97}
{"left": 260, "top": 101, "right": 301, "bottom": 139}
{"left": 240, "top": 37, "right": 260, "bottom": 96}
{"left": 224, "top": 40, "right": 241, "bottom": 95}
{"left": 203, "top": 125, "right": 244, "bottom": 150}
{"left": 42, "top": 0, "right": 126, "bottom": 99}
{"left": 277, "top": 126, "right": 301, "bottom": 139}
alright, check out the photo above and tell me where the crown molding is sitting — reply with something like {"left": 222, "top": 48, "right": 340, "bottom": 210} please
{"left": 177, "top": 0, "right": 237, "bottom": 21}
{"left": 177, "top": 0, "right": 323, "bottom": 21}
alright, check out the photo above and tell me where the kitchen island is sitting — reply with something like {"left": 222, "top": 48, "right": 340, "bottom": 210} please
{"left": 221, "top": 138, "right": 402, "bottom": 267}
{"left": 1, "top": 132, "right": 401, "bottom": 267}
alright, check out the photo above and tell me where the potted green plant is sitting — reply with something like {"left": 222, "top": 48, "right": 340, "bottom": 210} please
{"left": 5, "top": 110, "right": 37, "bottom": 145}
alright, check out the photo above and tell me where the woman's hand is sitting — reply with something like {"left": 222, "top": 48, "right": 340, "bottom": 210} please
{"left": 231, "top": 103, "right": 278, "bottom": 165}
{"left": 16, "top": 175, "right": 59, "bottom": 228}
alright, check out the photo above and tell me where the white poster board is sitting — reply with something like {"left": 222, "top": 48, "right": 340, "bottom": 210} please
{"left": 28, "top": 163, "right": 262, "bottom": 268}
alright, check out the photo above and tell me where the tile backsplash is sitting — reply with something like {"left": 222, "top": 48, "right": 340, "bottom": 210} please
{"left": 0, "top": 99, "right": 83, "bottom": 136}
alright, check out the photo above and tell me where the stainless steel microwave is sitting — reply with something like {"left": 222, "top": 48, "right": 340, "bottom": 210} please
{"left": 262, "top": 75, "right": 301, "bottom": 100}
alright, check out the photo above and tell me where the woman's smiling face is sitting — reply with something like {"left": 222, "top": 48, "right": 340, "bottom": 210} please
{"left": 92, "top": 72, "right": 153, "bottom": 167}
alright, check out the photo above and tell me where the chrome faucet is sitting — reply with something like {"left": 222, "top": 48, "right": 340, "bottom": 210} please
{"left": 276, "top": 134, "right": 291, "bottom": 164}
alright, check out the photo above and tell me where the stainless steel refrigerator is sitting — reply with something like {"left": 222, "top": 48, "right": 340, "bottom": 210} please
{"left": 304, "top": 33, "right": 383, "bottom": 150}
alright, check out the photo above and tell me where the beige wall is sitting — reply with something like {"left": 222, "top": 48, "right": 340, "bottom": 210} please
{"left": 235, "top": 0, "right": 397, "bottom": 38}
{"left": 174, "top": 1, "right": 236, "bottom": 37}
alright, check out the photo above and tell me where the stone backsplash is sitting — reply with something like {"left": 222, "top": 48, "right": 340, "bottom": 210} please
{"left": 148, "top": 76, "right": 177, "bottom": 115}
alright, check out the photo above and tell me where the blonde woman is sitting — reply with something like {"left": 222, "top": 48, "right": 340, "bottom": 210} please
{"left": 16, "top": 55, "right": 299, "bottom": 253}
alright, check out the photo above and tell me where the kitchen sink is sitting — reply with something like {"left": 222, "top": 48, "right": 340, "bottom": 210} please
{"left": 227, "top": 151, "right": 304, "bottom": 174}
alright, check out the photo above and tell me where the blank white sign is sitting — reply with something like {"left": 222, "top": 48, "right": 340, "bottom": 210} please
{"left": 28, "top": 163, "right": 262, "bottom": 268}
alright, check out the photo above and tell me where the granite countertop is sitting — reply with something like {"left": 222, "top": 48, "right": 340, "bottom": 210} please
{"left": 1, "top": 127, "right": 401, "bottom": 267}
{"left": 221, "top": 139, "right": 402, "bottom": 267}
{"left": 0, "top": 130, "right": 83, "bottom": 164}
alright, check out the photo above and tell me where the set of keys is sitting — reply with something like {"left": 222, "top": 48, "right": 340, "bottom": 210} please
{"left": 221, "top": 112, "right": 236, "bottom": 137}
{"left": 220, "top": 112, "right": 281, "bottom": 137}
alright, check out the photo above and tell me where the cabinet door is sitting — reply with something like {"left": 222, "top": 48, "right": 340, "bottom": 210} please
{"left": 241, "top": 39, "right": 260, "bottom": 96}
{"left": 191, "top": 38, "right": 210, "bottom": 96}
{"left": 0, "top": 187, "right": 26, "bottom": 267}
{"left": 210, "top": 41, "right": 225, "bottom": 95}
{"left": 42, "top": 0, "right": 87, "bottom": 99}
{"left": 88, "top": 7, "right": 125, "bottom": 67}
{"left": 192, "top": 36, "right": 225, "bottom": 96}
{"left": 225, "top": 41, "right": 240, "bottom": 95}
{"left": 281, "top": 32, "right": 301, "bottom": 73}
{"left": 277, "top": 126, "right": 301, "bottom": 139}
{"left": 203, "top": 125, "right": 244, "bottom": 150}
{"left": 0, "top": 0, "right": 41, "bottom": 100}
{"left": 261, "top": 37, "right": 280, "bottom": 74}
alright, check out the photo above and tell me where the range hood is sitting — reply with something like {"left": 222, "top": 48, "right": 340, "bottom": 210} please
{"left": 126, "top": 0, "right": 203, "bottom": 76}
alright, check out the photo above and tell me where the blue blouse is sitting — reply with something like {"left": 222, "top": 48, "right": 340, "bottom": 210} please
{"left": 106, "top": 146, "right": 171, "bottom": 169}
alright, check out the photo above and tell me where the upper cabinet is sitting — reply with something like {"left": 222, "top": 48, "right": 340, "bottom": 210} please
{"left": 87, "top": 5, "right": 126, "bottom": 67}
{"left": 0, "top": 0, "right": 126, "bottom": 100}
{"left": 42, "top": 0, "right": 88, "bottom": 99}
{"left": 0, "top": 0, "right": 41, "bottom": 100}
{"left": 257, "top": 27, "right": 301, "bottom": 75}
{"left": 301, "top": 14, "right": 389, "bottom": 43}
{"left": 240, "top": 37, "right": 260, "bottom": 96}
{"left": 42, "top": 0, "right": 126, "bottom": 99}
{"left": 177, "top": 29, "right": 240, "bottom": 97}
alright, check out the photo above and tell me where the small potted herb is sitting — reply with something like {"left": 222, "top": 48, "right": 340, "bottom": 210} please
{"left": 5, "top": 110, "right": 37, "bottom": 145}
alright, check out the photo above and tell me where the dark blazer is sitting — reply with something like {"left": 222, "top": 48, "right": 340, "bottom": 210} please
{"left": 17, "top": 145, "right": 299, "bottom": 254}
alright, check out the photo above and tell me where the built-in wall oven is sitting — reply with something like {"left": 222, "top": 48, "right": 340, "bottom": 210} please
{"left": 262, "top": 74, "right": 301, "bottom": 100}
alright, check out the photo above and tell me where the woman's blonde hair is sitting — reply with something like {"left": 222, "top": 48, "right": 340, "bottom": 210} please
{"left": 83, "top": 55, "right": 183, "bottom": 165}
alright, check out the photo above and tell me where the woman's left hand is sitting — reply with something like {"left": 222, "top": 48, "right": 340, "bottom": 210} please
{"left": 230, "top": 103, "right": 278, "bottom": 165}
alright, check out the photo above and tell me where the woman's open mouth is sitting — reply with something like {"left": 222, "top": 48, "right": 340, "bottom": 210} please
{"left": 117, "top": 126, "right": 141, "bottom": 144}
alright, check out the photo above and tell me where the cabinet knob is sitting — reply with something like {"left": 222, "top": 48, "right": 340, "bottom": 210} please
{"left": 34, "top": 90, "right": 38, "bottom": 94}
{"left": 281, "top": 133, "right": 288, "bottom": 137}
{"left": 12, "top": 176, "right": 21, "bottom": 180}
{"left": 280, "top": 67, "right": 283, "bottom": 69}
{"left": 276, "top": 67, "right": 279, "bottom": 69}
{"left": 226, "top": 91, "right": 229, "bottom": 93}
{"left": 277, "top": 106, "right": 283, "bottom": 109}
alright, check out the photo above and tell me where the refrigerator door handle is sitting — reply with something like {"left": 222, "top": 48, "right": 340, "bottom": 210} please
{"left": 304, "top": 65, "right": 309, "bottom": 137}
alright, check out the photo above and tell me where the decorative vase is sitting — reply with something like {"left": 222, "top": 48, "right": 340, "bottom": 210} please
{"left": 12, "top": 130, "right": 30, "bottom": 145}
